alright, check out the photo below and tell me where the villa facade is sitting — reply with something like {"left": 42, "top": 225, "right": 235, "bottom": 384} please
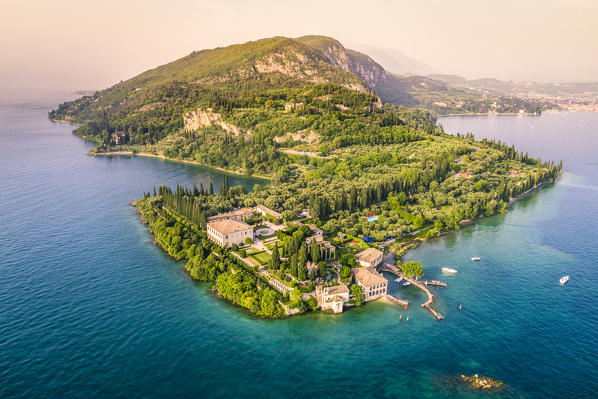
{"left": 207, "top": 219, "right": 253, "bottom": 248}
{"left": 207, "top": 208, "right": 254, "bottom": 223}
{"left": 355, "top": 247, "right": 383, "bottom": 268}
{"left": 316, "top": 285, "right": 349, "bottom": 313}
{"left": 256, "top": 205, "right": 283, "bottom": 221}
{"left": 354, "top": 267, "right": 387, "bottom": 301}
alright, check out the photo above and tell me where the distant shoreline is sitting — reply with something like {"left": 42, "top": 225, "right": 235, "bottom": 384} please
{"left": 50, "top": 118, "right": 273, "bottom": 181}
{"left": 438, "top": 112, "right": 541, "bottom": 117}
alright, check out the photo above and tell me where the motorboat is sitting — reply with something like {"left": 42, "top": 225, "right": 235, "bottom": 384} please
{"left": 560, "top": 275, "right": 570, "bottom": 285}
{"left": 442, "top": 267, "right": 458, "bottom": 274}
{"left": 471, "top": 257, "right": 481, "bottom": 261}
{"left": 394, "top": 277, "right": 403, "bottom": 283}
{"left": 402, "top": 281, "right": 412, "bottom": 287}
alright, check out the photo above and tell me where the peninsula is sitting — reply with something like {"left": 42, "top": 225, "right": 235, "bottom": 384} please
{"left": 51, "top": 35, "right": 561, "bottom": 317}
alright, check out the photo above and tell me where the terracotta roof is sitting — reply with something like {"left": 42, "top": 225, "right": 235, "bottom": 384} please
{"left": 356, "top": 247, "right": 383, "bottom": 264}
{"left": 354, "top": 267, "right": 387, "bottom": 287}
{"left": 207, "top": 207, "right": 254, "bottom": 221}
{"left": 326, "top": 285, "right": 349, "bottom": 296}
{"left": 208, "top": 219, "right": 252, "bottom": 235}
{"left": 324, "top": 295, "right": 344, "bottom": 303}
{"left": 257, "top": 205, "right": 283, "bottom": 218}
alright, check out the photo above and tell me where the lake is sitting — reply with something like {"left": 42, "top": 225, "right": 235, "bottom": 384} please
{"left": 1, "top": 95, "right": 597, "bottom": 399}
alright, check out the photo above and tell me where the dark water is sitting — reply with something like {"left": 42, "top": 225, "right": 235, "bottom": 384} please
{"left": 1, "top": 95, "right": 597, "bottom": 399}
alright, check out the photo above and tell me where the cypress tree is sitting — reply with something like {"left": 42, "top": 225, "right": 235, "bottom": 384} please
{"left": 311, "top": 241, "right": 320, "bottom": 263}
{"left": 271, "top": 243, "right": 280, "bottom": 270}
{"left": 298, "top": 242, "right": 308, "bottom": 280}
{"left": 290, "top": 254, "right": 298, "bottom": 278}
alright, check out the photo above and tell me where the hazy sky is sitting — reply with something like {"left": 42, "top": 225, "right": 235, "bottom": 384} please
{"left": 2, "top": 0, "right": 597, "bottom": 91}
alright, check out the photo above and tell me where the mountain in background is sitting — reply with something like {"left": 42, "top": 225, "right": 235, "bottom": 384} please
{"left": 51, "top": 34, "right": 560, "bottom": 138}
{"left": 348, "top": 44, "right": 436, "bottom": 75}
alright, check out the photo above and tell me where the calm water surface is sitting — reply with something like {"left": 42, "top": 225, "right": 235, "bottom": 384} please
{"left": 1, "top": 95, "right": 597, "bottom": 399}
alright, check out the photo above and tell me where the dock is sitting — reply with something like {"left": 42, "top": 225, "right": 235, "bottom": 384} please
{"left": 383, "top": 294, "right": 409, "bottom": 308}
{"left": 380, "top": 263, "right": 446, "bottom": 320}
{"left": 422, "top": 280, "right": 447, "bottom": 287}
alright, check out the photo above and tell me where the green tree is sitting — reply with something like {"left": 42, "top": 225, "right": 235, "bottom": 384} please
{"left": 349, "top": 284, "right": 363, "bottom": 297}
{"left": 289, "top": 254, "right": 298, "bottom": 278}
{"left": 298, "top": 242, "right": 308, "bottom": 280}
{"left": 270, "top": 242, "right": 280, "bottom": 270}
{"left": 306, "top": 296, "right": 318, "bottom": 310}
{"left": 401, "top": 261, "right": 424, "bottom": 279}
{"left": 311, "top": 241, "right": 320, "bottom": 263}
{"left": 340, "top": 265, "right": 351, "bottom": 278}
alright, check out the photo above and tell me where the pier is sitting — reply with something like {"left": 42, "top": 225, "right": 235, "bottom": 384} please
{"left": 383, "top": 294, "right": 409, "bottom": 308}
{"left": 380, "top": 263, "right": 446, "bottom": 320}
{"left": 422, "top": 280, "right": 447, "bottom": 287}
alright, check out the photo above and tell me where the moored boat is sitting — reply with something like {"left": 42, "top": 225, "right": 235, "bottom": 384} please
{"left": 394, "top": 277, "right": 403, "bottom": 283}
{"left": 442, "top": 267, "right": 458, "bottom": 274}
{"left": 402, "top": 281, "right": 412, "bottom": 287}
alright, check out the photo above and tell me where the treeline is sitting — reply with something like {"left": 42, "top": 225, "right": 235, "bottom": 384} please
{"left": 306, "top": 155, "right": 455, "bottom": 220}
{"left": 157, "top": 180, "right": 249, "bottom": 228}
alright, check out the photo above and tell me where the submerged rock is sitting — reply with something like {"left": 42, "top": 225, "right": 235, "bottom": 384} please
{"left": 460, "top": 374, "right": 504, "bottom": 390}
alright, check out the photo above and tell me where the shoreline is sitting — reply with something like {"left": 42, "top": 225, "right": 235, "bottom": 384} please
{"left": 394, "top": 176, "right": 559, "bottom": 259}
{"left": 94, "top": 151, "right": 273, "bottom": 181}
{"left": 49, "top": 118, "right": 84, "bottom": 126}
{"left": 438, "top": 111, "right": 541, "bottom": 117}
{"left": 50, "top": 117, "right": 273, "bottom": 181}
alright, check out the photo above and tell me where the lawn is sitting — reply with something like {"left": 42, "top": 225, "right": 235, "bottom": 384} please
{"left": 250, "top": 251, "right": 272, "bottom": 265}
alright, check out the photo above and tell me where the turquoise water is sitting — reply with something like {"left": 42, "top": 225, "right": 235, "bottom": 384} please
{"left": 1, "top": 95, "right": 597, "bottom": 398}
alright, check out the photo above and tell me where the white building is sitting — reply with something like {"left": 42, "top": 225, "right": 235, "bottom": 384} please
{"left": 207, "top": 219, "right": 253, "bottom": 248}
{"left": 256, "top": 205, "right": 283, "bottom": 221}
{"left": 316, "top": 285, "right": 350, "bottom": 313}
{"left": 355, "top": 247, "right": 383, "bottom": 268}
{"left": 354, "top": 267, "right": 387, "bottom": 301}
{"left": 207, "top": 208, "right": 254, "bottom": 223}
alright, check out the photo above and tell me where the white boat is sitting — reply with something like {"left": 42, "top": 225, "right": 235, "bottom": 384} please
{"left": 402, "top": 281, "right": 412, "bottom": 287}
{"left": 394, "top": 277, "right": 403, "bottom": 283}
{"left": 471, "top": 257, "right": 481, "bottom": 261}
{"left": 560, "top": 275, "right": 570, "bottom": 285}
{"left": 442, "top": 267, "right": 458, "bottom": 274}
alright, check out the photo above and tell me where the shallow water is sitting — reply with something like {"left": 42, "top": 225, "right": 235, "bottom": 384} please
{"left": 1, "top": 96, "right": 597, "bottom": 398}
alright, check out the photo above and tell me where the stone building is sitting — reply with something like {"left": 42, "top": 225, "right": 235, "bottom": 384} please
{"left": 355, "top": 247, "right": 383, "bottom": 268}
{"left": 207, "top": 219, "right": 253, "bottom": 248}
{"left": 207, "top": 208, "right": 254, "bottom": 223}
{"left": 316, "top": 285, "right": 349, "bottom": 313}
{"left": 354, "top": 267, "right": 387, "bottom": 301}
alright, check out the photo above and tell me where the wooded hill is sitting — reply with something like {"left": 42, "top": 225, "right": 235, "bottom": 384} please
{"left": 50, "top": 34, "right": 561, "bottom": 242}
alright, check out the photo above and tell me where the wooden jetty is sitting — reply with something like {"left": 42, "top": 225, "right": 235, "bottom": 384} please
{"left": 380, "top": 263, "right": 446, "bottom": 320}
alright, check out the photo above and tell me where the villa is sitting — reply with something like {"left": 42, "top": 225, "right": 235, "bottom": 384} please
{"left": 355, "top": 247, "right": 383, "bottom": 268}
{"left": 207, "top": 219, "right": 253, "bottom": 248}
{"left": 316, "top": 285, "right": 349, "bottom": 313}
{"left": 353, "top": 267, "right": 387, "bottom": 301}
{"left": 256, "top": 205, "right": 283, "bottom": 221}
{"left": 207, "top": 207, "right": 255, "bottom": 223}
